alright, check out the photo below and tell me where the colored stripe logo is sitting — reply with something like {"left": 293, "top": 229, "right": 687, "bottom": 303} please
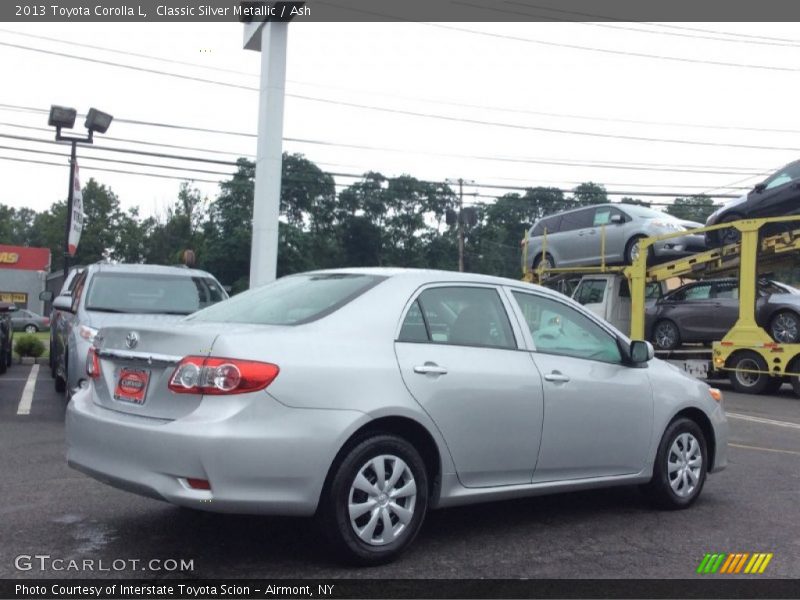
{"left": 697, "top": 553, "right": 773, "bottom": 574}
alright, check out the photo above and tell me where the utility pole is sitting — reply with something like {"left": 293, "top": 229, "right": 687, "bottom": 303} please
{"left": 457, "top": 178, "right": 465, "bottom": 272}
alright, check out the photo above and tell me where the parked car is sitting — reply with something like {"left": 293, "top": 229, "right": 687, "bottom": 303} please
{"left": 646, "top": 278, "right": 800, "bottom": 351}
{"left": 706, "top": 159, "right": 800, "bottom": 246}
{"left": 48, "top": 263, "right": 228, "bottom": 397}
{"left": 11, "top": 308, "right": 50, "bottom": 333}
{"left": 523, "top": 203, "right": 706, "bottom": 271}
{"left": 66, "top": 268, "right": 728, "bottom": 565}
{"left": 0, "top": 302, "right": 15, "bottom": 374}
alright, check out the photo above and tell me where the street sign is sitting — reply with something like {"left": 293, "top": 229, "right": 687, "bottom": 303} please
{"left": 67, "top": 161, "right": 83, "bottom": 256}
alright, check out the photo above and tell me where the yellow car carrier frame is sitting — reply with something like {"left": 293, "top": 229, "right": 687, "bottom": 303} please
{"left": 522, "top": 215, "right": 800, "bottom": 395}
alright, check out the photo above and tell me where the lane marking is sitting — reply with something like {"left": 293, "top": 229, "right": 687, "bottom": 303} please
{"left": 16, "top": 364, "right": 39, "bottom": 415}
{"left": 729, "top": 442, "right": 800, "bottom": 456}
{"left": 726, "top": 412, "right": 800, "bottom": 430}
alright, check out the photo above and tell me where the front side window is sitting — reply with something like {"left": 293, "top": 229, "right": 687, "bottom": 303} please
{"left": 399, "top": 286, "right": 516, "bottom": 349}
{"left": 86, "top": 273, "right": 228, "bottom": 315}
{"left": 764, "top": 162, "right": 800, "bottom": 191}
{"left": 573, "top": 279, "right": 607, "bottom": 305}
{"left": 512, "top": 291, "right": 622, "bottom": 363}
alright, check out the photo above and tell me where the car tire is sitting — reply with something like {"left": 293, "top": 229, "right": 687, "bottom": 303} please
{"left": 625, "top": 235, "right": 648, "bottom": 265}
{"left": 533, "top": 253, "right": 555, "bottom": 271}
{"left": 764, "top": 376, "right": 785, "bottom": 394}
{"left": 717, "top": 213, "right": 743, "bottom": 246}
{"left": 769, "top": 311, "right": 800, "bottom": 344}
{"left": 24, "top": 324, "right": 38, "bottom": 334}
{"left": 641, "top": 417, "right": 707, "bottom": 510}
{"left": 320, "top": 434, "right": 429, "bottom": 566}
{"left": 652, "top": 320, "right": 681, "bottom": 351}
{"left": 727, "top": 351, "right": 770, "bottom": 394}
{"left": 0, "top": 344, "right": 7, "bottom": 375}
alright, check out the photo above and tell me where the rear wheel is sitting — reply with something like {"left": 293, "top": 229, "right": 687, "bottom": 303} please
{"left": 320, "top": 434, "right": 428, "bottom": 566}
{"left": 641, "top": 418, "right": 707, "bottom": 510}
{"left": 24, "top": 324, "right": 38, "bottom": 334}
{"left": 769, "top": 311, "right": 800, "bottom": 344}
{"left": 533, "top": 253, "right": 555, "bottom": 271}
{"left": 652, "top": 320, "right": 681, "bottom": 351}
{"left": 789, "top": 358, "right": 800, "bottom": 397}
{"left": 0, "top": 340, "right": 7, "bottom": 375}
{"left": 728, "top": 351, "right": 770, "bottom": 394}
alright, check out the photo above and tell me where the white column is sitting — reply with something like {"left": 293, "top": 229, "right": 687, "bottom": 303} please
{"left": 249, "top": 21, "right": 288, "bottom": 288}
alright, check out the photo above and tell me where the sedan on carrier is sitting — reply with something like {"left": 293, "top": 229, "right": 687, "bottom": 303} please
{"left": 646, "top": 278, "right": 800, "bottom": 351}
{"left": 66, "top": 268, "right": 728, "bottom": 565}
{"left": 523, "top": 203, "right": 705, "bottom": 271}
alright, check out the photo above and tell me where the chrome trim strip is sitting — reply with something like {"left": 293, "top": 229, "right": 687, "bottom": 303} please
{"left": 96, "top": 348, "right": 182, "bottom": 365}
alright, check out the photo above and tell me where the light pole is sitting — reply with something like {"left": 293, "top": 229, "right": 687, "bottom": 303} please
{"left": 445, "top": 178, "right": 477, "bottom": 272}
{"left": 47, "top": 105, "right": 113, "bottom": 279}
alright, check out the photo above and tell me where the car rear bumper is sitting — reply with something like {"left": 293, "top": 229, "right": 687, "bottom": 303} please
{"left": 65, "top": 387, "right": 364, "bottom": 516}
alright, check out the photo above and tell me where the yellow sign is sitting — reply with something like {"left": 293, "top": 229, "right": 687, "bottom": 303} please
{"left": 0, "top": 292, "right": 27, "bottom": 304}
{"left": 0, "top": 252, "right": 19, "bottom": 264}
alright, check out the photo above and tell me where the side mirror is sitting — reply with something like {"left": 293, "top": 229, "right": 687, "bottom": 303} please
{"left": 630, "top": 340, "right": 655, "bottom": 363}
{"left": 52, "top": 295, "right": 74, "bottom": 313}
{"left": 754, "top": 182, "right": 766, "bottom": 193}
{"left": 609, "top": 214, "right": 624, "bottom": 224}
{"left": 39, "top": 290, "right": 54, "bottom": 302}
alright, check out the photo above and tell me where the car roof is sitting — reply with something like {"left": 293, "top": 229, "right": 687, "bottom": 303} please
{"left": 299, "top": 266, "right": 562, "bottom": 297}
{"left": 86, "top": 263, "right": 218, "bottom": 279}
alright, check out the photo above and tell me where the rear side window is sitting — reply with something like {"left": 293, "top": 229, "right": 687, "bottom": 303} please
{"left": 670, "top": 283, "right": 712, "bottom": 302}
{"left": 531, "top": 216, "right": 561, "bottom": 237}
{"left": 398, "top": 286, "right": 516, "bottom": 349}
{"left": 559, "top": 209, "right": 593, "bottom": 232}
{"left": 188, "top": 273, "right": 385, "bottom": 325}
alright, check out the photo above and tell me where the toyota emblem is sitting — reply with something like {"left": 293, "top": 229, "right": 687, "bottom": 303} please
{"left": 125, "top": 331, "right": 139, "bottom": 349}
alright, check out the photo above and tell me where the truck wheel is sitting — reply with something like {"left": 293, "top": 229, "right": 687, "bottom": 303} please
{"left": 769, "top": 311, "right": 800, "bottom": 344}
{"left": 789, "top": 358, "right": 800, "bottom": 397}
{"left": 652, "top": 320, "right": 681, "bottom": 351}
{"left": 641, "top": 417, "right": 707, "bottom": 510}
{"left": 728, "top": 351, "right": 770, "bottom": 394}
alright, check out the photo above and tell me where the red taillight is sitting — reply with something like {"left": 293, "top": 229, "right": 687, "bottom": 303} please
{"left": 43, "top": 318, "right": 50, "bottom": 326}
{"left": 86, "top": 347, "right": 100, "bottom": 379}
{"left": 187, "top": 478, "right": 211, "bottom": 490}
{"left": 168, "top": 356, "right": 279, "bottom": 395}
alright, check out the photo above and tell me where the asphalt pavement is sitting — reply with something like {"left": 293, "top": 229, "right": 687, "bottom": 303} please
{"left": 1, "top": 364, "right": 798, "bottom": 580}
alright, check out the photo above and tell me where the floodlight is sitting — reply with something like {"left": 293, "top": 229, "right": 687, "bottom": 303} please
{"left": 84, "top": 108, "right": 113, "bottom": 134}
{"left": 48, "top": 105, "right": 77, "bottom": 129}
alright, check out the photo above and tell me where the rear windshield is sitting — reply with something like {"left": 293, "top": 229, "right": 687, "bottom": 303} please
{"left": 85, "top": 272, "right": 227, "bottom": 315}
{"left": 186, "top": 273, "right": 386, "bottom": 325}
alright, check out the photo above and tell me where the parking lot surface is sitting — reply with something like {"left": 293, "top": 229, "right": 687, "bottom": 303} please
{"left": 1, "top": 364, "right": 798, "bottom": 579}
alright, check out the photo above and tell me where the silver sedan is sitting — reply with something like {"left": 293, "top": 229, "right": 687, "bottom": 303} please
{"left": 66, "top": 268, "right": 728, "bottom": 565}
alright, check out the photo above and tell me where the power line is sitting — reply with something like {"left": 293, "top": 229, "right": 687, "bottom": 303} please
{"left": 4, "top": 29, "right": 799, "bottom": 136}
{"left": 3, "top": 41, "right": 800, "bottom": 152}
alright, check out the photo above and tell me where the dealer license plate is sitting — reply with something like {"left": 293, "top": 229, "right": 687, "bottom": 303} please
{"left": 114, "top": 368, "right": 150, "bottom": 404}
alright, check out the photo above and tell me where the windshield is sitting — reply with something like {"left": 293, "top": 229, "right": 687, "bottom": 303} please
{"left": 620, "top": 205, "right": 671, "bottom": 219}
{"left": 85, "top": 272, "right": 227, "bottom": 314}
{"left": 187, "top": 273, "right": 386, "bottom": 326}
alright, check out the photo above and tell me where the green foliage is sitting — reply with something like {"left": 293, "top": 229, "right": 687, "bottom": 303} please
{"left": 666, "top": 195, "right": 717, "bottom": 223}
{"left": 14, "top": 334, "right": 45, "bottom": 358}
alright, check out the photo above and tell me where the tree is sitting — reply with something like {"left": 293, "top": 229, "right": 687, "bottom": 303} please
{"left": 571, "top": 182, "right": 608, "bottom": 206}
{"left": 620, "top": 196, "right": 651, "bottom": 208}
{"left": 666, "top": 195, "right": 716, "bottom": 223}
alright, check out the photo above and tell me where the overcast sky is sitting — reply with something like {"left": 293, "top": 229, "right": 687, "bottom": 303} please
{"left": 1, "top": 21, "right": 799, "bottom": 219}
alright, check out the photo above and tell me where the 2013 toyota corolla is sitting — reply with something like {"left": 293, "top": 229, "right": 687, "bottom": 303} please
{"left": 66, "top": 268, "right": 728, "bottom": 564}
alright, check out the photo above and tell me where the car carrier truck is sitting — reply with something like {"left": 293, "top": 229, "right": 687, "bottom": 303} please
{"left": 522, "top": 215, "right": 800, "bottom": 397}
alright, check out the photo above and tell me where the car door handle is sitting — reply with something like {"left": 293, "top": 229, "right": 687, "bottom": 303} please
{"left": 414, "top": 363, "right": 448, "bottom": 376}
{"left": 544, "top": 371, "right": 570, "bottom": 383}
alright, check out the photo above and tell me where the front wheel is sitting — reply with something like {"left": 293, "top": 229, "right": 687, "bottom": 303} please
{"left": 728, "top": 351, "right": 771, "bottom": 394}
{"left": 717, "top": 214, "right": 743, "bottom": 246}
{"left": 770, "top": 311, "right": 800, "bottom": 344}
{"left": 320, "top": 434, "right": 428, "bottom": 566}
{"left": 641, "top": 418, "right": 707, "bottom": 510}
